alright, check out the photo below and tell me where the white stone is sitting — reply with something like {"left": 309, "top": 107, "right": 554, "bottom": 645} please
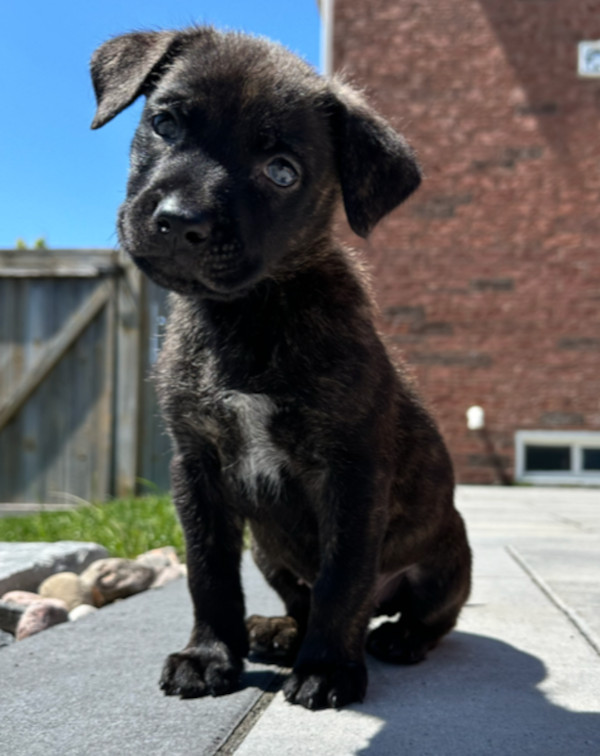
{"left": 68, "top": 604, "right": 98, "bottom": 622}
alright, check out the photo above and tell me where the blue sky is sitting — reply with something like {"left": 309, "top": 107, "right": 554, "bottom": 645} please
{"left": 0, "top": 2, "right": 321, "bottom": 249}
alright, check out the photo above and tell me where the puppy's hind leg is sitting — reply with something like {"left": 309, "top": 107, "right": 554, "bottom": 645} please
{"left": 246, "top": 542, "right": 311, "bottom": 664}
{"left": 367, "top": 520, "right": 471, "bottom": 665}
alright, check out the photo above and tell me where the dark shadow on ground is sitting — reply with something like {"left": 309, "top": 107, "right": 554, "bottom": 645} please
{"left": 355, "top": 631, "right": 600, "bottom": 755}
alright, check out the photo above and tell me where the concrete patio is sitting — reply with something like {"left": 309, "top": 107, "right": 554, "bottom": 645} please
{"left": 1, "top": 485, "right": 599, "bottom": 754}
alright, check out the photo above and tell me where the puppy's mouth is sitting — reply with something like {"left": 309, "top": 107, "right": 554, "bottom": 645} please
{"left": 200, "top": 241, "right": 243, "bottom": 274}
{"left": 129, "top": 239, "right": 263, "bottom": 298}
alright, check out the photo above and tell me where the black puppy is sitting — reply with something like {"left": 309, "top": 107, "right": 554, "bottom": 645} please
{"left": 90, "top": 27, "right": 471, "bottom": 710}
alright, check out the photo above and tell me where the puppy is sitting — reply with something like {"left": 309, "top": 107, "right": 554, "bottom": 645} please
{"left": 90, "top": 27, "right": 471, "bottom": 710}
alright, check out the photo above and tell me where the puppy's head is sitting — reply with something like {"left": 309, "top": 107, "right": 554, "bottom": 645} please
{"left": 91, "top": 27, "right": 420, "bottom": 298}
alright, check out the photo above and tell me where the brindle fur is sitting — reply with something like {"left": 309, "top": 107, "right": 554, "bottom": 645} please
{"left": 90, "top": 26, "right": 471, "bottom": 710}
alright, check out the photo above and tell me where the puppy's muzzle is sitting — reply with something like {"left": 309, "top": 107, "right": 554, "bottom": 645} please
{"left": 153, "top": 196, "right": 212, "bottom": 251}
{"left": 133, "top": 192, "right": 255, "bottom": 295}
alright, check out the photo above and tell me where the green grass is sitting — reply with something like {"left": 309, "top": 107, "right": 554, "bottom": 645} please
{"left": 0, "top": 496, "right": 185, "bottom": 560}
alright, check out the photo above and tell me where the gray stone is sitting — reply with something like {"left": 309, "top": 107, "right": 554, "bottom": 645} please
{"left": 0, "top": 541, "right": 109, "bottom": 595}
{"left": 0, "top": 600, "right": 25, "bottom": 634}
{"left": 80, "top": 558, "right": 154, "bottom": 605}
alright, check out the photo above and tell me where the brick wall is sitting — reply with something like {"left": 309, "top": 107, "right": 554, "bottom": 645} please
{"left": 333, "top": 0, "right": 600, "bottom": 483}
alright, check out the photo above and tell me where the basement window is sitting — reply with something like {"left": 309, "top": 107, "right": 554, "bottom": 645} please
{"left": 515, "top": 431, "right": 600, "bottom": 485}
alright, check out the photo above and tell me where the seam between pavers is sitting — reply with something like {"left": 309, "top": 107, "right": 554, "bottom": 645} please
{"left": 507, "top": 545, "right": 600, "bottom": 657}
{"left": 215, "top": 670, "right": 288, "bottom": 755}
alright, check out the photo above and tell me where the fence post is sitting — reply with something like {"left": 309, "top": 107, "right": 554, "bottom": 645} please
{"left": 113, "top": 252, "right": 144, "bottom": 497}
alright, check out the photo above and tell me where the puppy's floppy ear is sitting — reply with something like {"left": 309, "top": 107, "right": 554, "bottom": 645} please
{"left": 330, "top": 82, "right": 421, "bottom": 238}
{"left": 90, "top": 31, "right": 180, "bottom": 129}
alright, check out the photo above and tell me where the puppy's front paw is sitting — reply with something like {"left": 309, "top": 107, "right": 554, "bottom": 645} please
{"left": 246, "top": 614, "right": 299, "bottom": 662}
{"left": 283, "top": 660, "right": 367, "bottom": 710}
{"left": 159, "top": 643, "right": 242, "bottom": 698}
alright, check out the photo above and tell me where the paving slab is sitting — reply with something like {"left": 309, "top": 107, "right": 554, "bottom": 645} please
{"left": 236, "top": 544, "right": 600, "bottom": 755}
{"left": 236, "top": 487, "right": 600, "bottom": 755}
{"left": 0, "top": 553, "right": 284, "bottom": 756}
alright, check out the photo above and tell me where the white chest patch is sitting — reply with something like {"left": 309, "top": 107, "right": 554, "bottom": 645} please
{"left": 221, "top": 391, "right": 288, "bottom": 497}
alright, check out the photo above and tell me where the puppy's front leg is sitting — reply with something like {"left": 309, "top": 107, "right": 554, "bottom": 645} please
{"left": 160, "top": 451, "right": 248, "bottom": 698}
{"left": 283, "top": 466, "right": 384, "bottom": 710}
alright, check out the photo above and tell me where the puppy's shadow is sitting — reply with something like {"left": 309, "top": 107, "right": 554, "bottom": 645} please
{"left": 241, "top": 665, "right": 289, "bottom": 693}
{"left": 356, "top": 631, "right": 600, "bottom": 755}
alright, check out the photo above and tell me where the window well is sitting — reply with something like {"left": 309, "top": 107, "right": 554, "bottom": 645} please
{"left": 515, "top": 431, "right": 600, "bottom": 484}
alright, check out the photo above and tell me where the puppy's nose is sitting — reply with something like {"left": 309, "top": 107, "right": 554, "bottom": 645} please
{"left": 153, "top": 197, "right": 212, "bottom": 248}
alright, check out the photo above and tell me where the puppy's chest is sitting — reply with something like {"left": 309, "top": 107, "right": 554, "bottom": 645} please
{"left": 201, "top": 389, "right": 289, "bottom": 500}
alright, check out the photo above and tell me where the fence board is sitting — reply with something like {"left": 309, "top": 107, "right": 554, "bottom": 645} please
{"left": 113, "top": 253, "right": 143, "bottom": 497}
{"left": 0, "top": 283, "right": 111, "bottom": 432}
{"left": 139, "top": 283, "right": 171, "bottom": 493}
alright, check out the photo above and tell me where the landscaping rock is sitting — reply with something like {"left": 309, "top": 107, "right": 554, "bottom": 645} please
{"left": 68, "top": 604, "right": 98, "bottom": 622}
{"left": 80, "top": 558, "right": 154, "bottom": 605}
{"left": 0, "top": 542, "right": 109, "bottom": 595}
{"left": 38, "top": 572, "right": 94, "bottom": 611}
{"left": 0, "top": 600, "right": 25, "bottom": 634}
{"left": 135, "top": 545, "right": 179, "bottom": 571}
{"left": 0, "top": 545, "right": 184, "bottom": 646}
{"left": 150, "top": 563, "right": 185, "bottom": 588}
{"left": 16, "top": 599, "right": 68, "bottom": 640}
{"left": 136, "top": 546, "right": 185, "bottom": 588}
{"left": 1, "top": 590, "right": 41, "bottom": 607}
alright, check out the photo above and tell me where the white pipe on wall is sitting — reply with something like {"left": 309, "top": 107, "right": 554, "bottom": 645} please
{"left": 320, "top": 0, "right": 335, "bottom": 75}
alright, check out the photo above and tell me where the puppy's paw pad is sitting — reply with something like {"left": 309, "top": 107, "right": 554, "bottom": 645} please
{"left": 246, "top": 614, "right": 299, "bottom": 661}
{"left": 159, "top": 647, "right": 241, "bottom": 698}
{"left": 283, "top": 660, "right": 367, "bottom": 710}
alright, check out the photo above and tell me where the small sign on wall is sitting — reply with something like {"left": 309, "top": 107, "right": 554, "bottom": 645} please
{"left": 578, "top": 41, "right": 600, "bottom": 77}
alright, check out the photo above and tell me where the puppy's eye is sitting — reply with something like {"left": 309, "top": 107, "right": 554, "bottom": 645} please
{"left": 264, "top": 157, "right": 299, "bottom": 188}
{"left": 151, "top": 112, "right": 180, "bottom": 141}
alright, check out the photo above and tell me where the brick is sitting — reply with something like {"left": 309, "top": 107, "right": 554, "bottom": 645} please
{"left": 467, "top": 454, "right": 512, "bottom": 469}
{"left": 410, "top": 194, "right": 473, "bottom": 219}
{"left": 383, "top": 305, "right": 425, "bottom": 325}
{"left": 472, "top": 146, "right": 544, "bottom": 171}
{"left": 540, "top": 412, "right": 585, "bottom": 427}
{"left": 557, "top": 338, "right": 600, "bottom": 351}
{"left": 469, "top": 278, "right": 514, "bottom": 292}
{"left": 411, "top": 322, "right": 454, "bottom": 336}
{"left": 409, "top": 352, "right": 493, "bottom": 368}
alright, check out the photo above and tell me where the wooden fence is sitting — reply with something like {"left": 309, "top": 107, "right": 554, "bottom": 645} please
{"left": 0, "top": 249, "right": 171, "bottom": 504}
